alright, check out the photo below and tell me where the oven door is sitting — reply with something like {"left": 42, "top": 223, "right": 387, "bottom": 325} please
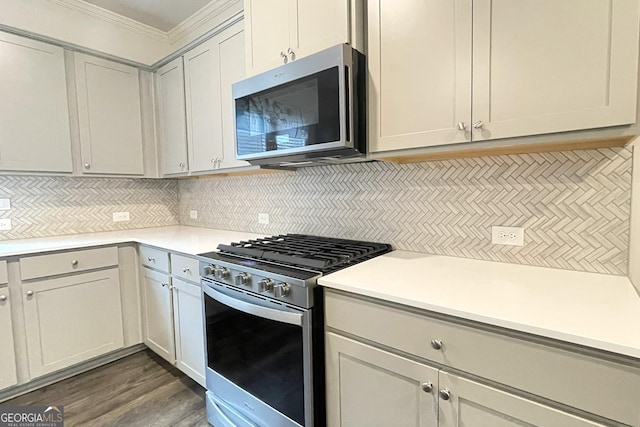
{"left": 203, "top": 281, "right": 313, "bottom": 427}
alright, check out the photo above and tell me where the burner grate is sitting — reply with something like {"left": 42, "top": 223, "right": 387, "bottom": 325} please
{"left": 217, "top": 234, "right": 391, "bottom": 272}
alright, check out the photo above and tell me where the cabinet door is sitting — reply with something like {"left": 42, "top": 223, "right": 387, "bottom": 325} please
{"left": 326, "top": 332, "right": 438, "bottom": 427}
{"left": 172, "top": 278, "right": 205, "bottom": 387}
{"left": 156, "top": 57, "right": 188, "bottom": 176}
{"left": 472, "top": 0, "right": 640, "bottom": 141}
{"left": 439, "top": 372, "right": 606, "bottom": 427}
{"left": 290, "top": 0, "right": 350, "bottom": 60}
{"left": 75, "top": 53, "right": 144, "bottom": 175}
{"left": 368, "top": 0, "right": 472, "bottom": 153}
{"left": 0, "top": 288, "right": 17, "bottom": 390}
{"left": 0, "top": 33, "right": 72, "bottom": 173}
{"left": 184, "top": 38, "right": 224, "bottom": 173}
{"left": 23, "top": 269, "right": 124, "bottom": 378}
{"left": 218, "top": 24, "right": 251, "bottom": 170}
{"left": 244, "top": 0, "right": 293, "bottom": 76}
{"left": 141, "top": 268, "right": 175, "bottom": 363}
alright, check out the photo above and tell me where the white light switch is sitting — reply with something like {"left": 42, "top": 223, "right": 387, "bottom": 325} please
{"left": 112, "top": 212, "right": 130, "bottom": 222}
{"left": 0, "top": 199, "right": 10, "bottom": 210}
{"left": 0, "top": 219, "right": 11, "bottom": 231}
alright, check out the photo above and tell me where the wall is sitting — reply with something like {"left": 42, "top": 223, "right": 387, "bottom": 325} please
{"left": 180, "top": 148, "right": 633, "bottom": 276}
{"left": 0, "top": 176, "right": 178, "bottom": 240}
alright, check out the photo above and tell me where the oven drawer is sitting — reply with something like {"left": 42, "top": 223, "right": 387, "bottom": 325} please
{"left": 20, "top": 247, "right": 118, "bottom": 281}
{"left": 0, "top": 260, "right": 7, "bottom": 285}
{"left": 325, "top": 291, "right": 640, "bottom": 426}
{"left": 171, "top": 253, "right": 199, "bottom": 283}
{"left": 139, "top": 246, "right": 169, "bottom": 273}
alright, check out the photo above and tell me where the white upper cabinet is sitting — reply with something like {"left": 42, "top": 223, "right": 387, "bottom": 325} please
{"left": 184, "top": 22, "right": 249, "bottom": 173}
{"left": 369, "top": 0, "right": 640, "bottom": 153}
{"left": 0, "top": 32, "right": 72, "bottom": 173}
{"left": 155, "top": 57, "right": 189, "bottom": 176}
{"left": 74, "top": 53, "right": 145, "bottom": 175}
{"left": 367, "top": 0, "right": 472, "bottom": 152}
{"left": 244, "top": 0, "right": 361, "bottom": 76}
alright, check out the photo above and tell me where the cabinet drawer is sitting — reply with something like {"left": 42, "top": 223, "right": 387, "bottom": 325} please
{"left": 325, "top": 291, "right": 640, "bottom": 426}
{"left": 170, "top": 254, "right": 199, "bottom": 283}
{"left": 139, "top": 246, "right": 169, "bottom": 272}
{"left": 20, "top": 247, "right": 118, "bottom": 281}
{"left": 0, "top": 260, "right": 7, "bottom": 285}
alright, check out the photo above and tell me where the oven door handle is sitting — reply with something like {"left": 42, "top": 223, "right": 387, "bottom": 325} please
{"left": 205, "top": 285, "right": 303, "bottom": 327}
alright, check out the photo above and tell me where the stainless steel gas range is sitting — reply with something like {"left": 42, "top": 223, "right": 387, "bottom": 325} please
{"left": 198, "top": 234, "right": 391, "bottom": 427}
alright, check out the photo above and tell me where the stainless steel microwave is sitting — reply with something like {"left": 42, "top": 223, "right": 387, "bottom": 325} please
{"left": 232, "top": 44, "right": 366, "bottom": 167}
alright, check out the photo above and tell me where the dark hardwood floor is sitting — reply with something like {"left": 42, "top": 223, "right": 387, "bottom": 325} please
{"left": 2, "top": 350, "right": 209, "bottom": 427}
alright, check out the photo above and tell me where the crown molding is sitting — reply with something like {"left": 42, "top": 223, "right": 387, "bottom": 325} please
{"left": 44, "top": 0, "right": 169, "bottom": 42}
{"left": 167, "top": 0, "right": 242, "bottom": 44}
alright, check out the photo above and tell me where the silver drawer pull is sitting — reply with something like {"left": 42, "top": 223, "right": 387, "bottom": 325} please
{"left": 148, "top": 257, "right": 155, "bottom": 262}
{"left": 421, "top": 382, "right": 433, "bottom": 393}
{"left": 26, "top": 290, "right": 34, "bottom": 297}
{"left": 431, "top": 338, "right": 443, "bottom": 350}
{"left": 439, "top": 389, "right": 451, "bottom": 400}
{"left": 182, "top": 267, "right": 190, "bottom": 273}
{"left": 71, "top": 259, "right": 78, "bottom": 266}
{"left": 0, "top": 295, "right": 6, "bottom": 302}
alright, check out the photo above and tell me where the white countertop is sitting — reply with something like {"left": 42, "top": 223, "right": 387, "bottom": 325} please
{"left": 319, "top": 251, "right": 640, "bottom": 359}
{"left": 0, "top": 226, "right": 262, "bottom": 258}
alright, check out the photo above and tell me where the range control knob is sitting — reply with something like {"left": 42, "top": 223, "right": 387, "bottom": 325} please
{"left": 203, "top": 265, "right": 215, "bottom": 276}
{"left": 234, "top": 273, "right": 251, "bottom": 286}
{"left": 274, "top": 283, "right": 291, "bottom": 298}
{"left": 214, "top": 267, "right": 230, "bottom": 280}
{"left": 258, "top": 278, "right": 274, "bottom": 292}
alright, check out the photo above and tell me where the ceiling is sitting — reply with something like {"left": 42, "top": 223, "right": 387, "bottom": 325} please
{"left": 81, "top": 0, "right": 213, "bottom": 31}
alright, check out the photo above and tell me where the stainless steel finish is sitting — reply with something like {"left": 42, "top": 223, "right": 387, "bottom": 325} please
{"left": 280, "top": 50, "right": 288, "bottom": 64}
{"left": 203, "top": 264, "right": 214, "bottom": 275}
{"left": 421, "top": 382, "right": 433, "bottom": 393}
{"left": 473, "top": 120, "right": 484, "bottom": 129}
{"left": 234, "top": 272, "right": 250, "bottom": 286}
{"left": 258, "top": 278, "right": 274, "bottom": 292}
{"left": 457, "top": 121, "right": 467, "bottom": 131}
{"left": 431, "top": 338, "right": 443, "bottom": 350}
{"left": 206, "top": 392, "right": 258, "bottom": 427}
{"left": 204, "top": 284, "right": 303, "bottom": 326}
{"left": 84, "top": 163, "right": 90, "bottom": 169}
{"left": 439, "top": 388, "right": 451, "bottom": 400}
{"left": 0, "top": 295, "right": 6, "bottom": 302}
{"left": 182, "top": 267, "right": 190, "bottom": 273}
{"left": 26, "top": 290, "right": 34, "bottom": 296}
{"left": 215, "top": 267, "right": 230, "bottom": 280}
{"left": 274, "top": 282, "right": 291, "bottom": 297}
{"left": 71, "top": 259, "right": 78, "bottom": 266}
{"left": 288, "top": 47, "right": 296, "bottom": 61}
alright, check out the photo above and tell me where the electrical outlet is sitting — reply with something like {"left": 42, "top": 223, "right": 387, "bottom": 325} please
{"left": 258, "top": 213, "right": 270, "bottom": 224}
{"left": 491, "top": 226, "right": 525, "bottom": 246}
{"left": 112, "top": 212, "right": 130, "bottom": 222}
{"left": 0, "top": 219, "right": 11, "bottom": 231}
{"left": 0, "top": 199, "right": 10, "bottom": 211}
{"left": 190, "top": 210, "right": 198, "bottom": 219}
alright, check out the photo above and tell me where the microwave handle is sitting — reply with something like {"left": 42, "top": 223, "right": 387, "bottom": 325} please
{"left": 204, "top": 284, "right": 303, "bottom": 327}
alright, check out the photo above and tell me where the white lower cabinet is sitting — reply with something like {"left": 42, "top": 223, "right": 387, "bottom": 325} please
{"left": 172, "top": 278, "right": 205, "bottom": 386}
{"left": 0, "top": 286, "right": 17, "bottom": 390}
{"left": 141, "top": 267, "right": 175, "bottom": 363}
{"left": 22, "top": 268, "right": 124, "bottom": 378}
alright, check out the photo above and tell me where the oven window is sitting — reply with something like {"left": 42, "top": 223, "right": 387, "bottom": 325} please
{"left": 205, "top": 293, "right": 305, "bottom": 425}
{"left": 235, "top": 67, "right": 341, "bottom": 157}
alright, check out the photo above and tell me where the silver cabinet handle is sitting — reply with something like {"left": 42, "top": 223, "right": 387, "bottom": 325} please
{"left": 439, "top": 389, "right": 451, "bottom": 400}
{"left": 473, "top": 120, "right": 484, "bottom": 129}
{"left": 182, "top": 267, "right": 190, "bottom": 273}
{"left": 456, "top": 122, "right": 467, "bottom": 131}
{"left": 179, "top": 162, "right": 185, "bottom": 169}
{"left": 288, "top": 47, "right": 296, "bottom": 61}
{"left": 147, "top": 257, "right": 155, "bottom": 262}
{"left": 169, "top": 285, "right": 174, "bottom": 290}
{"left": 71, "top": 259, "right": 78, "bottom": 266}
{"left": 431, "top": 338, "right": 443, "bottom": 350}
{"left": 421, "top": 382, "right": 433, "bottom": 393}
{"left": 84, "top": 163, "right": 91, "bottom": 169}
{"left": 161, "top": 282, "right": 168, "bottom": 287}
{"left": 0, "top": 295, "right": 7, "bottom": 302}
{"left": 280, "top": 51, "right": 288, "bottom": 64}
{"left": 26, "top": 290, "right": 34, "bottom": 297}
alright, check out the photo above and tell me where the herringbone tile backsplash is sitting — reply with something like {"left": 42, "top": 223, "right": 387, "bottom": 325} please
{"left": 179, "top": 148, "right": 633, "bottom": 275}
{"left": 0, "top": 176, "right": 179, "bottom": 240}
